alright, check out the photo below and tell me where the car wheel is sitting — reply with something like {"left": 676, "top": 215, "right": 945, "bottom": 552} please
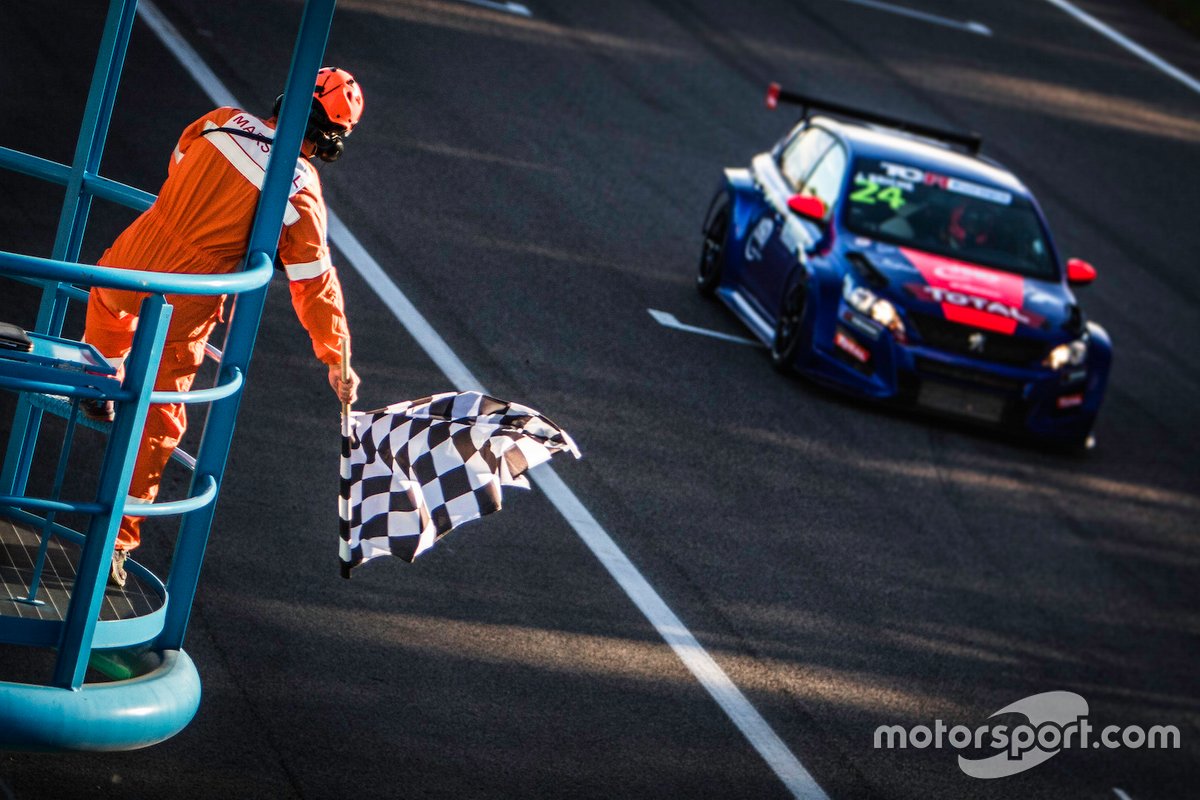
{"left": 771, "top": 282, "right": 807, "bottom": 372}
{"left": 697, "top": 196, "right": 730, "bottom": 297}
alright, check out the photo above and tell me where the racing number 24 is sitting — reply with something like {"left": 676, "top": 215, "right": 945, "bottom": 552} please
{"left": 849, "top": 177, "right": 906, "bottom": 210}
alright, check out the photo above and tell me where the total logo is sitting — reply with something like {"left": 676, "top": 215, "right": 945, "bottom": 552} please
{"left": 899, "top": 247, "right": 1048, "bottom": 334}
{"left": 907, "top": 284, "right": 1043, "bottom": 328}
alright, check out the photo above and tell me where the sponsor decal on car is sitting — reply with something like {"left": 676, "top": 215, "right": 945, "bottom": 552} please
{"left": 780, "top": 218, "right": 807, "bottom": 256}
{"left": 1056, "top": 393, "right": 1084, "bottom": 410}
{"left": 745, "top": 216, "right": 774, "bottom": 262}
{"left": 835, "top": 329, "right": 871, "bottom": 363}
{"left": 851, "top": 162, "right": 1014, "bottom": 207}
{"left": 901, "top": 248, "right": 1044, "bottom": 334}
{"left": 842, "top": 310, "right": 883, "bottom": 340}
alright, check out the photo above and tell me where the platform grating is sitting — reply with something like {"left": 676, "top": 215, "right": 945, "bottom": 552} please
{"left": 0, "top": 517, "right": 160, "bottom": 623}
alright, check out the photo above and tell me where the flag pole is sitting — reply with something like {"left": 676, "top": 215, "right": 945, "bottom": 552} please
{"left": 338, "top": 335, "right": 353, "bottom": 577}
{"left": 340, "top": 336, "right": 351, "bottom": 435}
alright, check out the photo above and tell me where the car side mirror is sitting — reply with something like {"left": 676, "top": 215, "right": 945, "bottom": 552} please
{"left": 1066, "top": 258, "right": 1097, "bottom": 286}
{"left": 787, "top": 194, "right": 827, "bottom": 223}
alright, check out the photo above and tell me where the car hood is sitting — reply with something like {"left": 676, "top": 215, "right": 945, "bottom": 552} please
{"left": 840, "top": 238, "right": 1078, "bottom": 339}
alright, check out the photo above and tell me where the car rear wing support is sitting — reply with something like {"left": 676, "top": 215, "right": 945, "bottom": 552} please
{"left": 765, "top": 82, "right": 983, "bottom": 155}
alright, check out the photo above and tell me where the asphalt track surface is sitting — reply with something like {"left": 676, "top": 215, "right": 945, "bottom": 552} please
{"left": 1, "top": 1, "right": 1198, "bottom": 798}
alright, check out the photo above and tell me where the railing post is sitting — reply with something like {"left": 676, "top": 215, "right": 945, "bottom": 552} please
{"left": 157, "top": 0, "right": 338, "bottom": 650}
{"left": 0, "top": 291, "right": 65, "bottom": 500}
{"left": 52, "top": 0, "right": 139, "bottom": 268}
{"left": 2, "top": 0, "right": 139, "bottom": 505}
{"left": 52, "top": 294, "right": 171, "bottom": 690}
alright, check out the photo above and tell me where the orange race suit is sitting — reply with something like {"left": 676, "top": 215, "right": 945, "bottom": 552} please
{"left": 84, "top": 107, "right": 351, "bottom": 552}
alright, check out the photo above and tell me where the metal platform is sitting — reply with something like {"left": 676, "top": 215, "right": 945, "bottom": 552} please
{"left": 0, "top": 0, "right": 335, "bottom": 750}
{"left": 0, "top": 517, "right": 161, "bottom": 624}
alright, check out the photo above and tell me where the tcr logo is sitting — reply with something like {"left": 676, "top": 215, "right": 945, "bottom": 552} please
{"left": 879, "top": 161, "right": 949, "bottom": 188}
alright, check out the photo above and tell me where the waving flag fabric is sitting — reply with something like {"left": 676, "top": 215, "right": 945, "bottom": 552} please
{"left": 339, "top": 391, "right": 580, "bottom": 577}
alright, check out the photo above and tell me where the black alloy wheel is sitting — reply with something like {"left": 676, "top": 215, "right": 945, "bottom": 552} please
{"left": 771, "top": 281, "right": 807, "bottom": 372}
{"left": 697, "top": 196, "right": 730, "bottom": 297}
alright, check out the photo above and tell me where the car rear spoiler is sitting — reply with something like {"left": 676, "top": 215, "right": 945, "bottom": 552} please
{"left": 766, "top": 82, "right": 983, "bottom": 155}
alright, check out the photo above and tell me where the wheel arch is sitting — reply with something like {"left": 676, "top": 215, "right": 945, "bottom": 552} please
{"left": 708, "top": 168, "right": 761, "bottom": 247}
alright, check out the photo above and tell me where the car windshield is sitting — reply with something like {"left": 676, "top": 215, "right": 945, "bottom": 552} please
{"left": 841, "top": 157, "right": 1057, "bottom": 279}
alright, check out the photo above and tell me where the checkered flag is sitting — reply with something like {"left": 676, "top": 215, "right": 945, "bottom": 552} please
{"left": 338, "top": 391, "right": 580, "bottom": 577}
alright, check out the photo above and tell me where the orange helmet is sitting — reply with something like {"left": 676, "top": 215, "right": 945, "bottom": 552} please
{"left": 312, "top": 67, "right": 364, "bottom": 131}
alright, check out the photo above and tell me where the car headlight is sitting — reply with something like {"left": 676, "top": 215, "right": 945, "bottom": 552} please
{"left": 843, "top": 278, "right": 906, "bottom": 340}
{"left": 870, "top": 298, "right": 899, "bottom": 328}
{"left": 1044, "top": 338, "right": 1088, "bottom": 370}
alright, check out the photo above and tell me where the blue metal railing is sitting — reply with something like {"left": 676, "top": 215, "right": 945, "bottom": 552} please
{"left": 0, "top": 145, "right": 156, "bottom": 212}
{"left": 0, "top": 250, "right": 273, "bottom": 294}
{"left": 156, "top": 0, "right": 338, "bottom": 653}
{"left": 0, "top": 0, "right": 339, "bottom": 751}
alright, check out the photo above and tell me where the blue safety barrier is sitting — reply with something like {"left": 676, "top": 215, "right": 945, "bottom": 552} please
{"left": 0, "top": 0, "right": 338, "bottom": 751}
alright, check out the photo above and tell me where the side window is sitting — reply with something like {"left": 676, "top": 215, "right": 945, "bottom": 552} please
{"left": 780, "top": 128, "right": 835, "bottom": 190}
{"left": 801, "top": 144, "right": 848, "bottom": 209}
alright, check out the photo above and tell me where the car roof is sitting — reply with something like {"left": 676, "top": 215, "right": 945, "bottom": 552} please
{"left": 809, "top": 115, "right": 1032, "bottom": 198}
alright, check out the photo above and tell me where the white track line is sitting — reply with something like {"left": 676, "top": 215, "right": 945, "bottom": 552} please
{"left": 136, "top": 2, "right": 238, "bottom": 108}
{"left": 836, "top": 0, "right": 991, "bottom": 36}
{"left": 1044, "top": 0, "right": 1200, "bottom": 96}
{"left": 138, "top": 3, "right": 829, "bottom": 797}
{"left": 457, "top": 0, "right": 532, "bottom": 17}
{"left": 648, "top": 308, "right": 763, "bottom": 347}
{"left": 1112, "top": 789, "right": 1134, "bottom": 800}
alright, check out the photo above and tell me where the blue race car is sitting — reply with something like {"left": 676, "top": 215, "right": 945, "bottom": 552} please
{"left": 697, "top": 84, "right": 1110, "bottom": 448}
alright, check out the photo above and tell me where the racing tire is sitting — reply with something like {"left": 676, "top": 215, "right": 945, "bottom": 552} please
{"left": 771, "top": 282, "right": 807, "bottom": 373}
{"left": 697, "top": 196, "right": 730, "bottom": 298}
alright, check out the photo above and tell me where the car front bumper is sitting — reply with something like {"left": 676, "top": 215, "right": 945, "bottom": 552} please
{"left": 798, "top": 307, "right": 1106, "bottom": 441}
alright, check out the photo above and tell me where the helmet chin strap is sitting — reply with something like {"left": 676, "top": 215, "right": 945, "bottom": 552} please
{"left": 272, "top": 93, "right": 349, "bottom": 163}
{"left": 310, "top": 128, "right": 345, "bottom": 162}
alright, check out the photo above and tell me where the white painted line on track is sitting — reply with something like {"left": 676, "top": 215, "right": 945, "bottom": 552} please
{"left": 1112, "top": 789, "right": 1134, "bottom": 800}
{"left": 456, "top": 0, "right": 533, "bottom": 18}
{"left": 136, "top": 1, "right": 238, "bottom": 108}
{"left": 834, "top": 0, "right": 991, "bottom": 36}
{"left": 138, "top": 3, "right": 829, "bottom": 798}
{"left": 327, "top": 213, "right": 483, "bottom": 392}
{"left": 648, "top": 308, "right": 764, "bottom": 347}
{"left": 1044, "top": 0, "right": 1200, "bottom": 96}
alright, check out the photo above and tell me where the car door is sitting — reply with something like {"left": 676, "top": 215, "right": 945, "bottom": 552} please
{"left": 746, "top": 128, "right": 847, "bottom": 318}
